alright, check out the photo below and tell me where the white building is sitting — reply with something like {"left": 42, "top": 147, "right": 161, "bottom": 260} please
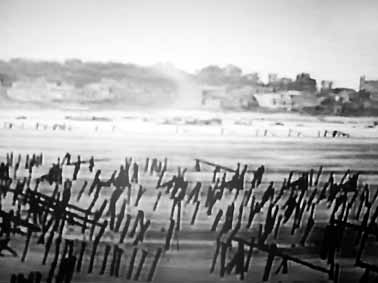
{"left": 254, "top": 90, "right": 302, "bottom": 109}
{"left": 254, "top": 90, "right": 319, "bottom": 110}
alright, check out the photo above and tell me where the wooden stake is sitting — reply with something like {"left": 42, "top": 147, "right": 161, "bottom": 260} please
{"left": 147, "top": 248, "right": 162, "bottom": 282}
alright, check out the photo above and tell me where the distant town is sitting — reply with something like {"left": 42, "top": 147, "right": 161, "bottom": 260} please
{"left": 1, "top": 59, "right": 378, "bottom": 116}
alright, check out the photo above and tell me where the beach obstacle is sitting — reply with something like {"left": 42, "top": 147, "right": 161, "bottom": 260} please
{"left": 153, "top": 191, "right": 162, "bottom": 211}
{"left": 165, "top": 219, "right": 175, "bottom": 251}
{"left": 88, "top": 220, "right": 108, "bottom": 273}
{"left": 229, "top": 236, "right": 340, "bottom": 282}
{"left": 9, "top": 271, "right": 42, "bottom": 283}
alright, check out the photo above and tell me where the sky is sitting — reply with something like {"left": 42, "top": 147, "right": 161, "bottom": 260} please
{"left": 1, "top": 0, "right": 378, "bottom": 88}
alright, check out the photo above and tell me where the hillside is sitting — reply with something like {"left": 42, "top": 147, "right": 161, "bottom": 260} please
{"left": 0, "top": 59, "right": 187, "bottom": 109}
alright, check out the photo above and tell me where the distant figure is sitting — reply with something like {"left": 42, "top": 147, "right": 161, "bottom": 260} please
{"left": 195, "top": 160, "right": 201, "bottom": 172}
{"left": 89, "top": 156, "right": 95, "bottom": 172}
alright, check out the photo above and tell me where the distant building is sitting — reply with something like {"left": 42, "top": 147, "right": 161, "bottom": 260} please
{"left": 201, "top": 85, "right": 260, "bottom": 110}
{"left": 290, "top": 73, "right": 317, "bottom": 92}
{"left": 254, "top": 90, "right": 319, "bottom": 110}
{"left": 268, "top": 73, "right": 278, "bottom": 84}
{"left": 329, "top": 88, "right": 356, "bottom": 103}
{"left": 320, "top": 80, "right": 333, "bottom": 92}
{"left": 267, "top": 76, "right": 293, "bottom": 91}
{"left": 291, "top": 92, "right": 320, "bottom": 108}
{"left": 201, "top": 87, "right": 227, "bottom": 109}
{"left": 223, "top": 65, "right": 242, "bottom": 78}
{"left": 279, "top": 77, "right": 293, "bottom": 86}
{"left": 243, "top": 73, "right": 260, "bottom": 84}
{"left": 224, "top": 86, "right": 259, "bottom": 109}
{"left": 360, "top": 76, "right": 378, "bottom": 101}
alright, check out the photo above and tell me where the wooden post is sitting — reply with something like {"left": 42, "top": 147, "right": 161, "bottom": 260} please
{"left": 195, "top": 159, "right": 201, "bottom": 171}
{"left": 274, "top": 215, "right": 283, "bottom": 239}
{"left": 100, "top": 244, "right": 111, "bottom": 275}
{"left": 17, "top": 274, "right": 26, "bottom": 283}
{"left": 165, "top": 219, "right": 175, "bottom": 251}
{"left": 76, "top": 181, "right": 88, "bottom": 202}
{"left": 262, "top": 244, "right": 277, "bottom": 281}
{"left": 114, "top": 199, "right": 127, "bottom": 233}
{"left": 314, "top": 166, "right": 323, "bottom": 186}
{"left": 211, "top": 209, "right": 223, "bottom": 231}
{"left": 133, "top": 219, "right": 151, "bottom": 245}
{"left": 247, "top": 198, "right": 257, "bottom": 228}
{"left": 238, "top": 241, "right": 245, "bottom": 280}
{"left": 67, "top": 239, "right": 74, "bottom": 258}
{"left": 176, "top": 200, "right": 181, "bottom": 231}
{"left": 27, "top": 271, "right": 35, "bottom": 283}
{"left": 300, "top": 204, "right": 315, "bottom": 246}
{"left": 46, "top": 237, "right": 62, "bottom": 283}
{"left": 35, "top": 272, "right": 42, "bottom": 283}
{"left": 156, "top": 170, "right": 165, "bottom": 188}
{"left": 21, "top": 228, "right": 32, "bottom": 262}
{"left": 307, "top": 189, "right": 318, "bottom": 211}
{"left": 114, "top": 247, "right": 124, "bottom": 277}
{"left": 109, "top": 245, "right": 118, "bottom": 276}
{"left": 210, "top": 239, "right": 220, "bottom": 273}
{"left": 244, "top": 237, "right": 255, "bottom": 272}
{"left": 205, "top": 186, "right": 213, "bottom": 207}
{"left": 243, "top": 189, "right": 252, "bottom": 207}
{"left": 129, "top": 210, "right": 144, "bottom": 238}
{"left": 147, "top": 248, "right": 162, "bottom": 282}
{"left": 135, "top": 185, "right": 145, "bottom": 207}
{"left": 119, "top": 214, "right": 132, "bottom": 244}
{"left": 42, "top": 230, "right": 55, "bottom": 265}
{"left": 153, "top": 192, "right": 162, "bottom": 211}
{"left": 76, "top": 241, "right": 87, "bottom": 272}
{"left": 189, "top": 200, "right": 200, "bottom": 226}
{"left": 89, "top": 199, "right": 108, "bottom": 239}
{"left": 127, "top": 247, "right": 138, "bottom": 280}
{"left": 88, "top": 221, "right": 108, "bottom": 273}
{"left": 144, "top": 158, "right": 150, "bottom": 173}
{"left": 219, "top": 242, "right": 227, "bottom": 277}
{"left": 134, "top": 249, "right": 148, "bottom": 281}
{"left": 334, "top": 263, "right": 340, "bottom": 283}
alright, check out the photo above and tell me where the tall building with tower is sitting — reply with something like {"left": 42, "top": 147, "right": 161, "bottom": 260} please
{"left": 360, "top": 75, "right": 378, "bottom": 101}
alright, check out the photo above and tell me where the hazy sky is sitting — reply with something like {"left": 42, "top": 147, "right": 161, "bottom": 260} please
{"left": 1, "top": 0, "right": 378, "bottom": 88}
